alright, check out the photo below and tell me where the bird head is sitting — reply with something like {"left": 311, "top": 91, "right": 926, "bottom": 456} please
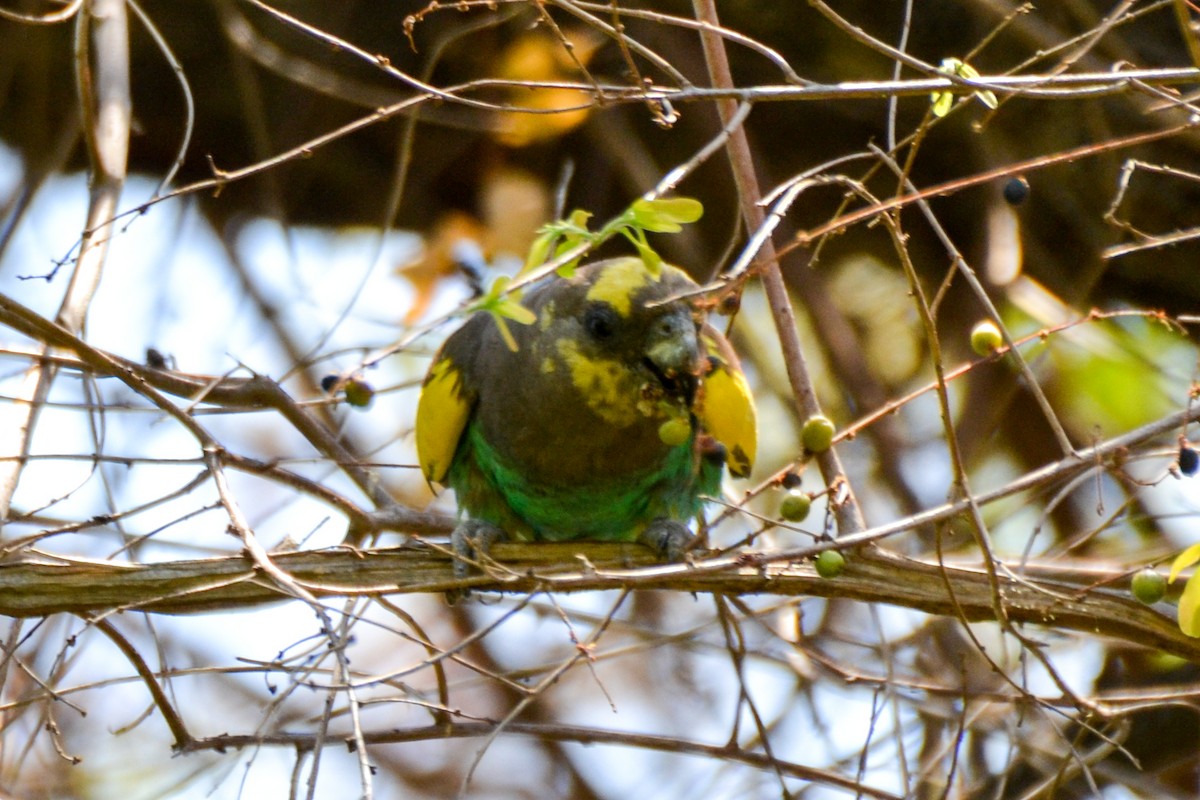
{"left": 530, "top": 258, "right": 706, "bottom": 426}
{"left": 415, "top": 255, "right": 756, "bottom": 493}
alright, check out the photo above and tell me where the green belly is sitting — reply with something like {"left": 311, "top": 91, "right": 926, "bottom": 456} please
{"left": 447, "top": 421, "right": 718, "bottom": 542}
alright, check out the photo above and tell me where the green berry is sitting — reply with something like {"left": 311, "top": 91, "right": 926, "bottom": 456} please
{"left": 343, "top": 379, "right": 375, "bottom": 408}
{"left": 801, "top": 415, "right": 836, "bottom": 454}
{"left": 815, "top": 549, "right": 845, "bottom": 578}
{"left": 970, "top": 320, "right": 1003, "bottom": 356}
{"left": 1131, "top": 569, "right": 1166, "bottom": 604}
{"left": 779, "top": 491, "right": 811, "bottom": 522}
{"left": 657, "top": 416, "right": 691, "bottom": 447}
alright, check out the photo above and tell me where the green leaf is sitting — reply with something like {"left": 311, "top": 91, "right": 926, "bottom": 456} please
{"left": 1178, "top": 570, "right": 1200, "bottom": 637}
{"left": 494, "top": 297, "right": 536, "bottom": 326}
{"left": 468, "top": 276, "right": 537, "bottom": 351}
{"left": 566, "top": 208, "right": 593, "bottom": 230}
{"left": 523, "top": 229, "right": 555, "bottom": 272}
{"left": 630, "top": 237, "right": 663, "bottom": 276}
{"left": 933, "top": 57, "right": 964, "bottom": 118}
{"left": 520, "top": 198, "right": 700, "bottom": 282}
{"left": 555, "top": 258, "right": 580, "bottom": 278}
{"left": 930, "top": 90, "right": 954, "bottom": 118}
{"left": 491, "top": 314, "right": 519, "bottom": 352}
{"left": 553, "top": 231, "right": 586, "bottom": 256}
{"left": 479, "top": 274, "right": 512, "bottom": 302}
{"left": 951, "top": 59, "right": 978, "bottom": 79}
{"left": 522, "top": 208, "right": 596, "bottom": 276}
{"left": 1169, "top": 542, "right": 1200, "bottom": 582}
{"left": 932, "top": 56, "right": 997, "bottom": 115}
{"left": 551, "top": 238, "right": 583, "bottom": 277}
{"left": 629, "top": 197, "right": 704, "bottom": 233}
{"left": 486, "top": 298, "right": 536, "bottom": 353}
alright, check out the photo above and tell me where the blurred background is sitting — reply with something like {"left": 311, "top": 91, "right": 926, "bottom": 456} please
{"left": 1, "top": 1, "right": 1199, "bottom": 797}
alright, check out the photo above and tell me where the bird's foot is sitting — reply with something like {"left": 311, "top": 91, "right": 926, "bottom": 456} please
{"left": 638, "top": 518, "right": 694, "bottom": 563}
{"left": 450, "top": 519, "right": 505, "bottom": 579}
{"left": 445, "top": 519, "right": 505, "bottom": 604}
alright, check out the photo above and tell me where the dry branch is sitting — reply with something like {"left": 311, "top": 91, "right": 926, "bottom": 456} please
{"left": 2, "top": 543, "right": 1195, "bottom": 661}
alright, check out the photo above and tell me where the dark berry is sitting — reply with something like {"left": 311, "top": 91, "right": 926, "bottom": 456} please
{"left": 1003, "top": 176, "right": 1029, "bottom": 205}
{"left": 1179, "top": 446, "right": 1198, "bottom": 476}
{"left": 145, "top": 348, "right": 168, "bottom": 369}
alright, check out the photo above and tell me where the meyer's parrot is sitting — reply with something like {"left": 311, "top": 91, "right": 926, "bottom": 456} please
{"left": 415, "top": 256, "right": 756, "bottom": 574}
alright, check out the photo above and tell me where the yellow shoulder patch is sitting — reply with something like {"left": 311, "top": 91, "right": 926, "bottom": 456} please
{"left": 585, "top": 257, "right": 653, "bottom": 317}
{"left": 415, "top": 356, "right": 473, "bottom": 484}
{"left": 697, "top": 328, "right": 757, "bottom": 478}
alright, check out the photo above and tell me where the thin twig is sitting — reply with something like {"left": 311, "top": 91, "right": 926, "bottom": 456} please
{"left": 691, "top": 0, "right": 866, "bottom": 536}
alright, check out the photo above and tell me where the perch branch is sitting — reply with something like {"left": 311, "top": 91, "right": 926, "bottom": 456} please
{"left": 0, "top": 544, "right": 1194, "bottom": 661}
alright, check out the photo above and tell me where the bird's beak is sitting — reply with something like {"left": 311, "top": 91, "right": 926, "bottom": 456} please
{"left": 644, "top": 309, "right": 701, "bottom": 377}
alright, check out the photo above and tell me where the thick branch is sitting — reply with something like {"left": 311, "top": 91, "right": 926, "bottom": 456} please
{"left": 1, "top": 544, "right": 1194, "bottom": 661}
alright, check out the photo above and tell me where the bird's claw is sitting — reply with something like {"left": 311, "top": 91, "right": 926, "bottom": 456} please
{"left": 638, "top": 519, "right": 694, "bottom": 563}
{"left": 450, "top": 519, "right": 505, "bottom": 579}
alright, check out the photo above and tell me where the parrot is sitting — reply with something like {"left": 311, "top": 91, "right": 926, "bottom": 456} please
{"left": 414, "top": 256, "right": 757, "bottom": 575}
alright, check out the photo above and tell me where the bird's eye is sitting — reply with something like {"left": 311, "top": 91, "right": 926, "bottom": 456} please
{"left": 583, "top": 303, "right": 619, "bottom": 340}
